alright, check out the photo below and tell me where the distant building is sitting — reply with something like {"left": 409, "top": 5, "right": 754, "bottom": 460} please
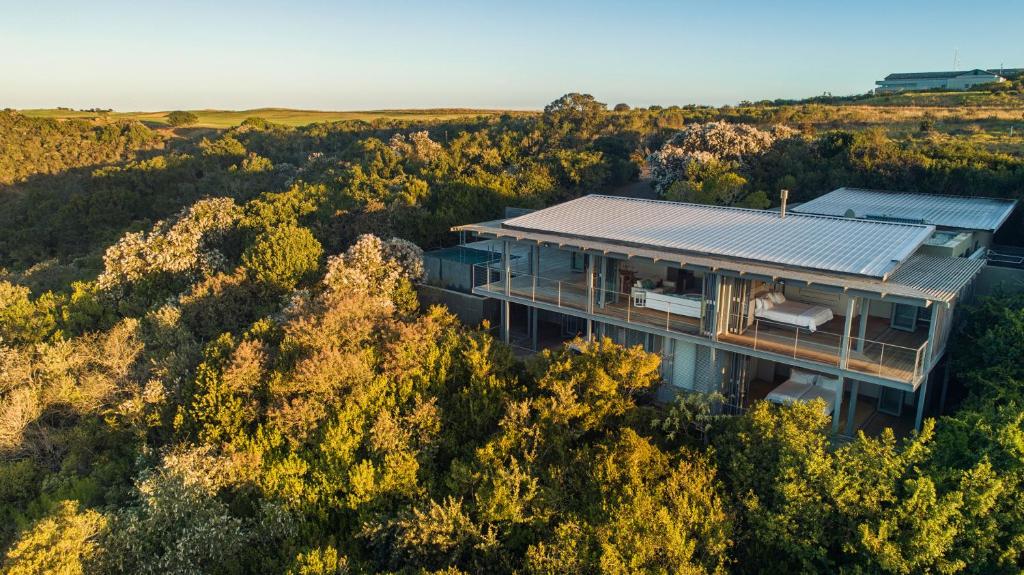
{"left": 875, "top": 69, "right": 1006, "bottom": 93}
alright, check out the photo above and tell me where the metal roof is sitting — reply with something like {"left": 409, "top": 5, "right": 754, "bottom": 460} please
{"left": 453, "top": 219, "right": 982, "bottom": 304}
{"left": 792, "top": 187, "right": 1017, "bottom": 232}
{"left": 885, "top": 255, "right": 985, "bottom": 302}
{"left": 883, "top": 69, "right": 1001, "bottom": 81}
{"left": 496, "top": 195, "right": 934, "bottom": 279}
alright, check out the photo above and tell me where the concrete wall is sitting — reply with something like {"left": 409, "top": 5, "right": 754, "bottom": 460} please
{"left": 975, "top": 264, "right": 1024, "bottom": 296}
{"left": 416, "top": 284, "right": 499, "bottom": 327}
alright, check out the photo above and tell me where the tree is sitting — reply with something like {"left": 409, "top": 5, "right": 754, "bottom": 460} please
{"left": 2, "top": 500, "right": 106, "bottom": 575}
{"left": 166, "top": 111, "right": 198, "bottom": 127}
{"left": 612, "top": 103, "right": 631, "bottom": 112}
{"left": 542, "top": 93, "right": 607, "bottom": 146}
{"left": 241, "top": 224, "right": 322, "bottom": 290}
{"left": 0, "top": 281, "right": 57, "bottom": 344}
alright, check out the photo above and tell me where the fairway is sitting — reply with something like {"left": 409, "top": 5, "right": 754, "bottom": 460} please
{"left": 18, "top": 107, "right": 532, "bottom": 128}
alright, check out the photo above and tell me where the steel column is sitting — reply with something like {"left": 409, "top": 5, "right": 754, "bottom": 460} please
{"left": 844, "top": 379, "right": 860, "bottom": 436}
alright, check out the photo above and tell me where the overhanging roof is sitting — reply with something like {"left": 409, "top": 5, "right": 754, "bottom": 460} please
{"left": 496, "top": 195, "right": 933, "bottom": 279}
{"left": 883, "top": 69, "right": 1001, "bottom": 81}
{"left": 793, "top": 187, "right": 1017, "bottom": 232}
{"left": 454, "top": 218, "right": 983, "bottom": 305}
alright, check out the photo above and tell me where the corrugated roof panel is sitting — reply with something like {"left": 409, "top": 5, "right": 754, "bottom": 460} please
{"left": 793, "top": 187, "right": 1017, "bottom": 232}
{"left": 500, "top": 195, "right": 934, "bottom": 278}
{"left": 453, "top": 220, "right": 983, "bottom": 303}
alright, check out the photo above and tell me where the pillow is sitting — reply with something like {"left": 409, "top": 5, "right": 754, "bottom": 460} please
{"left": 789, "top": 369, "right": 817, "bottom": 385}
{"left": 817, "top": 376, "right": 840, "bottom": 391}
{"left": 754, "top": 298, "right": 764, "bottom": 313}
{"left": 770, "top": 292, "right": 786, "bottom": 304}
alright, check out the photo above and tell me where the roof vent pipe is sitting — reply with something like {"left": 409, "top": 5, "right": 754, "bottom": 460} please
{"left": 780, "top": 189, "right": 789, "bottom": 219}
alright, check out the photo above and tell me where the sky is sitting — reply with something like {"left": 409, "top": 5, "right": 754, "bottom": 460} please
{"left": 2, "top": 0, "right": 1023, "bottom": 111}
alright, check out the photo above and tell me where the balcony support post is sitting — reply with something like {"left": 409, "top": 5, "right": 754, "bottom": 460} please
{"left": 832, "top": 376, "right": 845, "bottom": 435}
{"left": 844, "top": 379, "right": 860, "bottom": 436}
{"left": 915, "top": 377, "right": 929, "bottom": 431}
{"left": 501, "top": 240, "right": 511, "bottom": 344}
{"left": 857, "top": 298, "right": 869, "bottom": 352}
{"left": 839, "top": 297, "right": 856, "bottom": 369}
{"left": 530, "top": 245, "right": 539, "bottom": 351}
{"left": 586, "top": 254, "right": 595, "bottom": 341}
{"left": 923, "top": 304, "right": 940, "bottom": 375}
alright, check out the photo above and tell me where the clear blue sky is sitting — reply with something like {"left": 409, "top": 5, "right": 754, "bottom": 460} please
{"left": 3, "top": 0, "right": 1023, "bottom": 111}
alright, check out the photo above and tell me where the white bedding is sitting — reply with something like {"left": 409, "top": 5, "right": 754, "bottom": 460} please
{"left": 765, "top": 373, "right": 838, "bottom": 416}
{"left": 765, "top": 379, "right": 814, "bottom": 405}
{"left": 799, "top": 385, "right": 837, "bottom": 415}
{"left": 756, "top": 300, "right": 834, "bottom": 332}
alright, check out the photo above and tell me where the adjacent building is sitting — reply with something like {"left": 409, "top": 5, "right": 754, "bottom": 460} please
{"left": 875, "top": 69, "right": 1006, "bottom": 93}
{"left": 448, "top": 191, "right": 1016, "bottom": 437}
{"left": 793, "top": 187, "right": 1015, "bottom": 258}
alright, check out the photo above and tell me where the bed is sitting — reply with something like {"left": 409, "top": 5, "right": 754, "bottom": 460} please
{"left": 753, "top": 293, "right": 834, "bottom": 332}
{"left": 765, "top": 369, "right": 838, "bottom": 416}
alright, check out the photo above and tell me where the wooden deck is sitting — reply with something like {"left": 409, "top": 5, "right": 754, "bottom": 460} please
{"left": 718, "top": 315, "right": 927, "bottom": 383}
{"left": 503, "top": 276, "right": 702, "bottom": 335}
{"left": 487, "top": 274, "right": 928, "bottom": 384}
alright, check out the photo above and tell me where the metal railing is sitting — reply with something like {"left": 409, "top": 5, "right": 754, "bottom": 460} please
{"left": 723, "top": 314, "right": 927, "bottom": 384}
{"left": 846, "top": 335, "right": 927, "bottom": 383}
{"left": 472, "top": 263, "right": 703, "bottom": 336}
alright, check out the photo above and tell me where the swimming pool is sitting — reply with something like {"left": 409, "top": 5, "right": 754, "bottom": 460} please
{"left": 426, "top": 245, "right": 503, "bottom": 265}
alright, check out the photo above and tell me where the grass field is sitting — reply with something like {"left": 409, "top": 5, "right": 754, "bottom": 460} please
{"left": 18, "top": 107, "right": 532, "bottom": 128}
{"left": 849, "top": 90, "right": 1024, "bottom": 108}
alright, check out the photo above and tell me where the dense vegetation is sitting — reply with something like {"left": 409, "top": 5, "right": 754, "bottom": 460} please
{"left": 0, "top": 94, "right": 1023, "bottom": 573}
{"left": 0, "top": 110, "right": 160, "bottom": 185}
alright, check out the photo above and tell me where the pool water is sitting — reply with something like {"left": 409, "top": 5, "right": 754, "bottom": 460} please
{"left": 427, "top": 246, "right": 502, "bottom": 265}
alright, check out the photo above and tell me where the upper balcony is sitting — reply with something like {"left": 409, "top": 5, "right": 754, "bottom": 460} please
{"left": 718, "top": 311, "right": 929, "bottom": 385}
{"left": 470, "top": 261, "right": 704, "bottom": 338}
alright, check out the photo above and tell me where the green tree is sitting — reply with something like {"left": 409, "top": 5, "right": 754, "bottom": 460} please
{"left": 166, "top": 111, "right": 199, "bottom": 127}
{"left": 543, "top": 93, "right": 607, "bottom": 147}
{"left": 0, "top": 281, "right": 58, "bottom": 344}
{"left": 241, "top": 225, "right": 322, "bottom": 290}
{"left": 2, "top": 500, "right": 106, "bottom": 575}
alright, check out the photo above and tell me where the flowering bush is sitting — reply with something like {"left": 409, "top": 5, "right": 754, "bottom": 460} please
{"left": 389, "top": 131, "right": 444, "bottom": 165}
{"left": 97, "top": 197, "right": 241, "bottom": 292}
{"left": 648, "top": 122, "right": 797, "bottom": 193}
{"left": 324, "top": 234, "right": 424, "bottom": 297}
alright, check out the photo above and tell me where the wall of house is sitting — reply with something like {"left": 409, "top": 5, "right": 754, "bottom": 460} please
{"left": 975, "top": 264, "right": 1024, "bottom": 296}
{"left": 948, "top": 74, "right": 1003, "bottom": 89}
{"left": 417, "top": 284, "right": 499, "bottom": 327}
{"left": 781, "top": 284, "right": 897, "bottom": 322}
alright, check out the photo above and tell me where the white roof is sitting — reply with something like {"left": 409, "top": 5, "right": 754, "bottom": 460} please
{"left": 792, "top": 187, "right": 1017, "bottom": 232}
{"left": 499, "top": 195, "right": 934, "bottom": 278}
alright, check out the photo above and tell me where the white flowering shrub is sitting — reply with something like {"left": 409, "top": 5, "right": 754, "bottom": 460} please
{"left": 388, "top": 131, "right": 443, "bottom": 164}
{"left": 648, "top": 122, "right": 798, "bottom": 193}
{"left": 98, "top": 197, "right": 242, "bottom": 292}
{"left": 91, "top": 449, "right": 292, "bottom": 575}
{"left": 323, "top": 234, "right": 424, "bottom": 297}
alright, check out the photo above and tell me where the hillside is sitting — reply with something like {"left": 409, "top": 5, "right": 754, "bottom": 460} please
{"left": 0, "top": 94, "right": 1023, "bottom": 574}
{"left": 18, "top": 107, "right": 529, "bottom": 129}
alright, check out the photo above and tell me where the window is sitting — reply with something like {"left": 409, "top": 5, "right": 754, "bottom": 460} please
{"left": 570, "top": 252, "right": 587, "bottom": 272}
{"left": 891, "top": 303, "right": 918, "bottom": 332}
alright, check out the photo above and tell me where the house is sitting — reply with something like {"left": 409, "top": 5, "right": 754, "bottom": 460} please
{"left": 875, "top": 69, "right": 1005, "bottom": 93}
{"left": 792, "top": 187, "right": 1017, "bottom": 258}
{"left": 451, "top": 193, "right": 1004, "bottom": 437}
